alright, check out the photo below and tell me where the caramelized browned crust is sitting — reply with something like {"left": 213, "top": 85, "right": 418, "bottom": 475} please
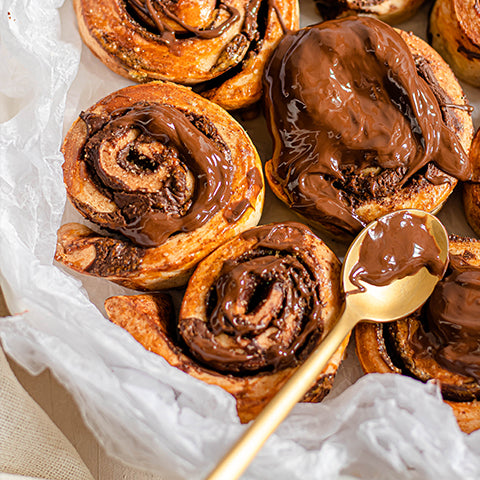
{"left": 429, "top": 0, "right": 480, "bottom": 87}
{"left": 106, "top": 223, "right": 349, "bottom": 423}
{"left": 445, "top": 400, "right": 480, "bottom": 434}
{"left": 264, "top": 28, "right": 473, "bottom": 240}
{"left": 355, "top": 236, "right": 480, "bottom": 434}
{"left": 464, "top": 128, "right": 480, "bottom": 237}
{"left": 464, "top": 188, "right": 480, "bottom": 238}
{"left": 73, "top": 0, "right": 298, "bottom": 110}
{"left": 316, "top": 0, "right": 427, "bottom": 24}
{"left": 105, "top": 293, "right": 175, "bottom": 340}
{"left": 55, "top": 82, "right": 264, "bottom": 290}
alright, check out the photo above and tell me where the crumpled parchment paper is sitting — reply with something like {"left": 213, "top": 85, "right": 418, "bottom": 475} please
{"left": 1, "top": 1, "right": 480, "bottom": 479}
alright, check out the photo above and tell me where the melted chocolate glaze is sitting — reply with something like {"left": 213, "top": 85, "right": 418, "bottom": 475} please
{"left": 411, "top": 254, "right": 480, "bottom": 383}
{"left": 81, "top": 102, "right": 235, "bottom": 247}
{"left": 179, "top": 223, "right": 327, "bottom": 373}
{"left": 222, "top": 167, "right": 263, "bottom": 222}
{"left": 374, "top": 248, "right": 480, "bottom": 400}
{"left": 263, "top": 17, "right": 472, "bottom": 234}
{"left": 413, "top": 54, "right": 465, "bottom": 141}
{"left": 349, "top": 211, "right": 445, "bottom": 291}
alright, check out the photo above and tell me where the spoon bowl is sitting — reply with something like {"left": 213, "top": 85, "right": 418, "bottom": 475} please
{"left": 206, "top": 209, "right": 449, "bottom": 480}
{"left": 342, "top": 210, "right": 449, "bottom": 322}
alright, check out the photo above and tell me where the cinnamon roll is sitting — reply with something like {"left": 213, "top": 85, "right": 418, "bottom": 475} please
{"left": 105, "top": 222, "right": 349, "bottom": 422}
{"left": 316, "top": 0, "right": 427, "bottom": 24}
{"left": 55, "top": 82, "right": 264, "bottom": 290}
{"left": 73, "top": 0, "right": 298, "bottom": 110}
{"left": 429, "top": 0, "right": 480, "bottom": 87}
{"left": 355, "top": 236, "right": 480, "bottom": 434}
{"left": 263, "top": 16, "right": 474, "bottom": 240}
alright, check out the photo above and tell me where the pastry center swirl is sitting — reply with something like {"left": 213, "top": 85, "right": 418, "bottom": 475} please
{"left": 179, "top": 223, "right": 324, "bottom": 374}
{"left": 81, "top": 102, "right": 233, "bottom": 247}
{"left": 125, "top": 0, "right": 240, "bottom": 41}
{"left": 263, "top": 16, "right": 473, "bottom": 233}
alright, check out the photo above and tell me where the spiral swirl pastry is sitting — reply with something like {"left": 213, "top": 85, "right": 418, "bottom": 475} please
{"left": 73, "top": 0, "right": 298, "bottom": 110}
{"left": 263, "top": 16, "right": 474, "bottom": 239}
{"left": 429, "top": 0, "right": 480, "bottom": 87}
{"left": 105, "top": 222, "right": 348, "bottom": 422}
{"left": 316, "top": 0, "right": 427, "bottom": 24}
{"left": 356, "top": 236, "right": 480, "bottom": 434}
{"left": 55, "top": 82, "right": 264, "bottom": 290}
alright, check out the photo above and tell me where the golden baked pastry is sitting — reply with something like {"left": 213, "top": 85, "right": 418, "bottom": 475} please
{"left": 264, "top": 16, "right": 474, "bottom": 240}
{"left": 464, "top": 127, "right": 480, "bottom": 236}
{"left": 55, "top": 81, "right": 264, "bottom": 290}
{"left": 355, "top": 235, "right": 480, "bottom": 434}
{"left": 315, "top": 0, "right": 427, "bottom": 24}
{"left": 429, "top": 0, "right": 480, "bottom": 87}
{"left": 105, "top": 222, "right": 349, "bottom": 423}
{"left": 73, "top": 0, "right": 299, "bottom": 110}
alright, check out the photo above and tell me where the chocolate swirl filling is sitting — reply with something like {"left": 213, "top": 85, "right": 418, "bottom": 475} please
{"left": 179, "top": 223, "right": 325, "bottom": 374}
{"left": 263, "top": 16, "right": 473, "bottom": 234}
{"left": 78, "top": 102, "right": 233, "bottom": 247}
{"left": 125, "top": 0, "right": 273, "bottom": 68}
{"left": 126, "top": 0, "right": 240, "bottom": 43}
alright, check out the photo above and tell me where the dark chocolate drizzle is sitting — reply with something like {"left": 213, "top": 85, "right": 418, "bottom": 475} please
{"left": 80, "top": 102, "right": 234, "bottom": 247}
{"left": 179, "top": 222, "right": 327, "bottom": 374}
{"left": 410, "top": 254, "right": 480, "bottom": 383}
{"left": 223, "top": 199, "right": 252, "bottom": 223}
{"left": 263, "top": 17, "right": 472, "bottom": 234}
{"left": 222, "top": 167, "right": 262, "bottom": 222}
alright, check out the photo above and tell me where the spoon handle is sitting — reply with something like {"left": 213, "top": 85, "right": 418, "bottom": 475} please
{"left": 205, "top": 304, "right": 357, "bottom": 480}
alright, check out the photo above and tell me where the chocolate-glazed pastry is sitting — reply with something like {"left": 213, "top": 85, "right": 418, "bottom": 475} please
{"left": 105, "top": 222, "right": 349, "bottom": 422}
{"left": 316, "top": 0, "right": 427, "bottom": 24}
{"left": 356, "top": 235, "right": 480, "bottom": 434}
{"left": 263, "top": 16, "right": 474, "bottom": 239}
{"left": 55, "top": 82, "right": 264, "bottom": 290}
{"left": 429, "top": 0, "right": 480, "bottom": 87}
{"left": 73, "top": 0, "right": 298, "bottom": 110}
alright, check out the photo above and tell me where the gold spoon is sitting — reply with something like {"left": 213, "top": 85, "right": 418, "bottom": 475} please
{"left": 205, "top": 209, "right": 449, "bottom": 480}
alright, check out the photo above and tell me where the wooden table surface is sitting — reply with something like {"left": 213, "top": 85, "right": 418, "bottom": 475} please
{"left": 1, "top": 289, "right": 166, "bottom": 480}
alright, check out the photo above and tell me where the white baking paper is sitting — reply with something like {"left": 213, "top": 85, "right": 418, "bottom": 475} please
{"left": 1, "top": 1, "right": 480, "bottom": 479}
